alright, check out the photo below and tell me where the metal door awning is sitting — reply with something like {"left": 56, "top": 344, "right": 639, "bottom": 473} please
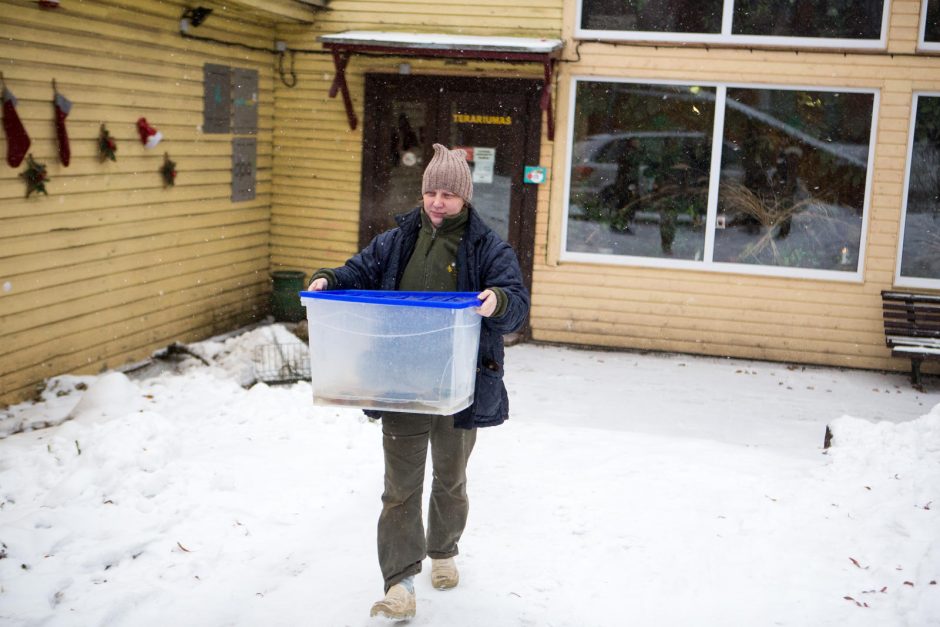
{"left": 318, "top": 31, "right": 564, "bottom": 140}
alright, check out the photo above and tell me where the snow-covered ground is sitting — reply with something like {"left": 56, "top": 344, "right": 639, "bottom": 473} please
{"left": 1, "top": 324, "right": 938, "bottom": 626}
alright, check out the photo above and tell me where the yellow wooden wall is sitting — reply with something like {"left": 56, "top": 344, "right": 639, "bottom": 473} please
{"left": 271, "top": 0, "right": 937, "bottom": 376}
{"left": 270, "top": 0, "right": 564, "bottom": 274}
{"left": 0, "top": 0, "right": 278, "bottom": 405}
{"left": 535, "top": 0, "right": 940, "bottom": 372}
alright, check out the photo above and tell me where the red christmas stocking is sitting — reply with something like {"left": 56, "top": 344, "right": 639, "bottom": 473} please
{"left": 2, "top": 85, "right": 31, "bottom": 168}
{"left": 54, "top": 90, "right": 71, "bottom": 167}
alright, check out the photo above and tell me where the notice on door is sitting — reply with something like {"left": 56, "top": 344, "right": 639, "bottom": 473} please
{"left": 472, "top": 147, "right": 495, "bottom": 185}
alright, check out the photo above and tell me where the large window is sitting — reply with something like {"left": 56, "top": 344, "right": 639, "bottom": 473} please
{"left": 563, "top": 79, "right": 877, "bottom": 280}
{"left": 577, "top": 1, "right": 888, "bottom": 48}
{"left": 579, "top": 0, "right": 722, "bottom": 34}
{"left": 566, "top": 83, "right": 716, "bottom": 260}
{"left": 896, "top": 94, "right": 940, "bottom": 288}
{"left": 714, "top": 88, "right": 874, "bottom": 270}
{"left": 921, "top": 0, "right": 940, "bottom": 51}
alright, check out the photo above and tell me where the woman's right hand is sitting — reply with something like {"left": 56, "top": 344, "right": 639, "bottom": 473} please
{"left": 308, "top": 277, "right": 328, "bottom": 291}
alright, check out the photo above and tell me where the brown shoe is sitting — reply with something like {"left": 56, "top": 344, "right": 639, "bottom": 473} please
{"left": 431, "top": 557, "right": 459, "bottom": 590}
{"left": 370, "top": 583, "right": 416, "bottom": 620}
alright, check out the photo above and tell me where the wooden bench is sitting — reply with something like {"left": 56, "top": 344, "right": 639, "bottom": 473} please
{"left": 881, "top": 290, "right": 940, "bottom": 386}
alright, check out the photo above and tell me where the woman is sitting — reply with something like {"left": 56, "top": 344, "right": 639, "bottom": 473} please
{"left": 307, "top": 144, "right": 530, "bottom": 620}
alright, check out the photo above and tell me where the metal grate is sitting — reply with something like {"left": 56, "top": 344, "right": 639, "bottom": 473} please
{"left": 253, "top": 343, "right": 311, "bottom": 384}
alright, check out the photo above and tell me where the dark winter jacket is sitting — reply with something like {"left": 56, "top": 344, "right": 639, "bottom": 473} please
{"left": 316, "top": 205, "right": 529, "bottom": 429}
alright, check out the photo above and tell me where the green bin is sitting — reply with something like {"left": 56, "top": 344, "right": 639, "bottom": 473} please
{"left": 271, "top": 270, "right": 306, "bottom": 322}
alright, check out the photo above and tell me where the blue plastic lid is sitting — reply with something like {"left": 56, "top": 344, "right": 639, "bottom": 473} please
{"left": 300, "top": 290, "right": 482, "bottom": 309}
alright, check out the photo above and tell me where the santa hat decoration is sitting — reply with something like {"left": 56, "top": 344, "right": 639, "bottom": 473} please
{"left": 136, "top": 117, "right": 163, "bottom": 149}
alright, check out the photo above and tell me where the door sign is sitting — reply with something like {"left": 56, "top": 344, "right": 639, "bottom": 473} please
{"left": 523, "top": 166, "right": 546, "bottom": 184}
{"left": 472, "top": 147, "right": 495, "bottom": 185}
{"left": 452, "top": 113, "right": 512, "bottom": 125}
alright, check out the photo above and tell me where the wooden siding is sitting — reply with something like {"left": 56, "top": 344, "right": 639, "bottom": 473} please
{"left": 305, "top": 0, "right": 563, "bottom": 38}
{"left": 0, "top": 0, "right": 278, "bottom": 405}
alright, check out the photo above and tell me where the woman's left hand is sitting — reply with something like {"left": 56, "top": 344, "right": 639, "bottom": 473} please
{"left": 476, "top": 289, "right": 497, "bottom": 317}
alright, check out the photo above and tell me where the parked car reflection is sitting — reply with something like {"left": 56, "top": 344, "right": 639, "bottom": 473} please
{"left": 570, "top": 131, "right": 714, "bottom": 212}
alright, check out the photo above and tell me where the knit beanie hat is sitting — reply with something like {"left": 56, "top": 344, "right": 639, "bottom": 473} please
{"left": 422, "top": 143, "right": 473, "bottom": 202}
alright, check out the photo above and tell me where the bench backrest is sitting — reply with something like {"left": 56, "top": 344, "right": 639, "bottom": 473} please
{"left": 882, "top": 290, "right": 940, "bottom": 340}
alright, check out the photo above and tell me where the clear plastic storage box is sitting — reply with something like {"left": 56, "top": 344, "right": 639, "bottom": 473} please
{"left": 300, "top": 290, "right": 482, "bottom": 415}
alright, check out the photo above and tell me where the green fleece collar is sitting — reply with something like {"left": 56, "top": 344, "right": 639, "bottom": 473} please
{"left": 420, "top": 207, "right": 469, "bottom": 235}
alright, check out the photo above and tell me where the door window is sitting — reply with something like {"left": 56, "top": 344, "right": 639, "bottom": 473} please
{"left": 385, "top": 101, "right": 428, "bottom": 218}
{"left": 360, "top": 75, "right": 540, "bottom": 289}
{"left": 445, "top": 95, "right": 526, "bottom": 243}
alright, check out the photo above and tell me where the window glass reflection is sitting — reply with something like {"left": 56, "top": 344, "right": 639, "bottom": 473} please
{"left": 899, "top": 96, "right": 940, "bottom": 280}
{"left": 714, "top": 88, "right": 873, "bottom": 271}
{"left": 927, "top": 0, "right": 940, "bottom": 43}
{"left": 567, "top": 82, "right": 715, "bottom": 260}
{"left": 579, "top": 0, "right": 886, "bottom": 41}
{"left": 386, "top": 101, "right": 427, "bottom": 217}
{"left": 580, "top": 0, "right": 722, "bottom": 33}
{"left": 732, "top": 0, "right": 884, "bottom": 39}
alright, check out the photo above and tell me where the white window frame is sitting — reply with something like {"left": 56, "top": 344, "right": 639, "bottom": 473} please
{"left": 895, "top": 92, "right": 940, "bottom": 289}
{"left": 560, "top": 76, "right": 880, "bottom": 283}
{"left": 920, "top": 0, "right": 940, "bottom": 52}
{"left": 574, "top": 0, "right": 891, "bottom": 50}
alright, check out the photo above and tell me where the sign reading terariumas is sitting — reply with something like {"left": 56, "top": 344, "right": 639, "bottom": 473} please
{"left": 452, "top": 113, "right": 512, "bottom": 125}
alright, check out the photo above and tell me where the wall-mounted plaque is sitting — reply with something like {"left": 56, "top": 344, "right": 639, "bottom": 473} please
{"left": 232, "top": 137, "right": 257, "bottom": 202}
{"left": 203, "top": 64, "right": 232, "bottom": 133}
{"left": 231, "top": 68, "right": 259, "bottom": 135}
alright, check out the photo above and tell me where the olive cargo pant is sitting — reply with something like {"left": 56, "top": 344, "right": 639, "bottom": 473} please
{"left": 378, "top": 413, "right": 477, "bottom": 592}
